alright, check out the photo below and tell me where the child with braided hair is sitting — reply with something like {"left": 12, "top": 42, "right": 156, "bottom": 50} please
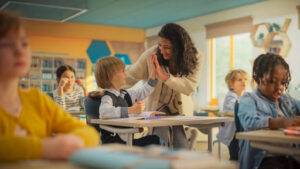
{"left": 238, "top": 53, "right": 300, "bottom": 169}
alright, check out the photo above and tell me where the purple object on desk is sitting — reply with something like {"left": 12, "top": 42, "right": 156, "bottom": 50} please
{"left": 145, "top": 116, "right": 162, "bottom": 120}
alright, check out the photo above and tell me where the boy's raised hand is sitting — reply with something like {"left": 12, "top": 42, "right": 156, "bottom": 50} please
{"left": 42, "top": 134, "right": 84, "bottom": 160}
{"left": 128, "top": 100, "right": 145, "bottom": 114}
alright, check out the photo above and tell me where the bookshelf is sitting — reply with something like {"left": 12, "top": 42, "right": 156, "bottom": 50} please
{"left": 19, "top": 55, "right": 87, "bottom": 94}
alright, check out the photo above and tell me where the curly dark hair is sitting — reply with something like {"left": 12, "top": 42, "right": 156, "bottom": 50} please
{"left": 156, "top": 23, "right": 198, "bottom": 76}
{"left": 252, "top": 53, "right": 291, "bottom": 89}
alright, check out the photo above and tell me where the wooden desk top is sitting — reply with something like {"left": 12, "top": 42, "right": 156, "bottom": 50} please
{"left": 194, "top": 106, "right": 219, "bottom": 112}
{"left": 0, "top": 160, "right": 83, "bottom": 169}
{"left": 216, "top": 112, "right": 234, "bottom": 117}
{"left": 68, "top": 110, "right": 85, "bottom": 115}
{"left": 91, "top": 116, "right": 233, "bottom": 128}
{"left": 236, "top": 129, "right": 300, "bottom": 144}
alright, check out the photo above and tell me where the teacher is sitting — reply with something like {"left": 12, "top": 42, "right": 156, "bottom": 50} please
{"left": 125, "top": 23, "right": 202, "bottom": 148}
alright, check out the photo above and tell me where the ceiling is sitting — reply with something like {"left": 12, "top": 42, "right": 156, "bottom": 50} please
{"left": 0, "top": 0, "right": 265, "bottom": 29}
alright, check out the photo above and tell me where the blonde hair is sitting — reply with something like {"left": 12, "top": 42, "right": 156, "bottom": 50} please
{"left": 95, "top": 56, "right": 125, "bottom": 88}
{"left": 225, "top": 69, "right": 248, "bottom": 90}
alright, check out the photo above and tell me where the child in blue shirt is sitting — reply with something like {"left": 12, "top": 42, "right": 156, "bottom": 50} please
{"left": 217, "top": 69, "right": 248, "bottom": 160}
{"left": 238, "top": 53, "right": 300, "bottom": 169}
{"left": 94, "top": 56, "right": 164, "bottom": 146}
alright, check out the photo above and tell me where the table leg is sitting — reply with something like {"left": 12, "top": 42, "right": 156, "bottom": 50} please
{"left": 208, "top": 127, "right": 212, "bottom": 152}
{"left": 126, "top": 133, "right": 133, "bottom": 146}
{"left": 169, "top": 126, "right": 174, "bottom": 149}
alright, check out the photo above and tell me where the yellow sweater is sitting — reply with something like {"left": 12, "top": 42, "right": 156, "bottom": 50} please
{"left": 0, "top": 88, "right": 100, "bottom": 162}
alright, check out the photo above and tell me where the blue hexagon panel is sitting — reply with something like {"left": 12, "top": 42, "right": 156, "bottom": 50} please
{"left": 87, "top": 40, "right": 111, "bottom": 63}
{"left": 115, "top": 53, "right": 132, "bottom": 65}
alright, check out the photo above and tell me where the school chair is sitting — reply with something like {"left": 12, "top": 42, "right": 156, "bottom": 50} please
{"left": 47, "top": 92, "right": 53, "bottom": 99}
{"left": 234, "top": 101, "right": 242, "bottom": 132}
{"left": 84, "top": 97, "right": 142, "bottom": 145}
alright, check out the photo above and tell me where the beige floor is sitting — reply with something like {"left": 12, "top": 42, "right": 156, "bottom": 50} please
{"left": 193, "top": 128, "right": 238, "bottom": 169}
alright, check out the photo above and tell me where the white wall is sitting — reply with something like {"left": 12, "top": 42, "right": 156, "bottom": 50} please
{"left": 146, "top": 0, "right": 300, "bottom": 107}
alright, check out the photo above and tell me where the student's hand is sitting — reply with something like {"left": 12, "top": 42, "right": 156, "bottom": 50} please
{"left": 283, "top": 118, "right": 300, "bottom": 127}
{"left": 150, "top": 112, "right": 166, "bottom": 117}
{"left": 152, "top": 53, "right": 169, "bottom": 81}
{"left": 128, "top": 101, "right": 145, "bottom": 114}
{"left": 150, "top": 54, "right": 157, "bottom": 80}
{"left": 76, "top": 79, "right": 85, "bottom": 88}
{"left": 269, "top": 118, "right": 300, "bottom": 129}
{"left": 42, "top": 134, "right": 84, "bottom": 160}
{"left": 58, "top": 78, "right": 68, "bottom": 89}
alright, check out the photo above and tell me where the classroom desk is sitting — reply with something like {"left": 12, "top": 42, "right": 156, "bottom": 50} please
{"left": 194, "top": 105, "right": 219, "bottom": 113}
{"left": 216, "top": 111, "right": 234, "bottom": 117}
{"left": 0, "top": 160, "right": 83, "bottom": 169}
{"left": 91, "top": 116, "right": 233, "bottom": 152}
{"left": 236, "top": 129, "right": 300, "bottom": 156}
{"left": 0, "top": 144, "right": 234, "bottom": 169}
{"left": 68, "top": 110, "right": 85, "bottom": 119}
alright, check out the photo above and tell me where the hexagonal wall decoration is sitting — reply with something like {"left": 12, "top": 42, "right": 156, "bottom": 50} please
{"left": 250, "top": 23, "right": 270, "bottom": 48}
{"left": 115, "top": 54, "right": 132, "bottom": 65}
{"left": 87, "top": 40, "right": 111, "bottom": 63}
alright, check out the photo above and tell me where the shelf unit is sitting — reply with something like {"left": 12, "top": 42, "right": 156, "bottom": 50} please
{"left": 262, "top": 18, "right": 291, "bottom": 58}
{"left": 19, "top": 55, "right": 87, "bottom": 94}
{"left": 251, "top": 18, "right": 291, "bottom": 58}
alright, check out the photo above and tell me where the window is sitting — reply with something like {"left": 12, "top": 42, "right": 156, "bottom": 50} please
{"left": 210, "top": 32, "right": 252, "bottom": 104}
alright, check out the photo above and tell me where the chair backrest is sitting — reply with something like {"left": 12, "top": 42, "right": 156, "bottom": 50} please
{"left": 234, "top": 101, "right": 243, "bottom": 132}
{"left": 47, "top": 92, "right": 53, "bottom": 98}
{"left": 84, "top": 97, "right": 102, "bottom": 132}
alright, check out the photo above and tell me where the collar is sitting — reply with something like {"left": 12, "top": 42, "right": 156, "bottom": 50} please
{"left": 255, "top": 89, "right": 281, "bottom": 105}
{"left": 104, "top": 88, "right": 123, "bottom": 97}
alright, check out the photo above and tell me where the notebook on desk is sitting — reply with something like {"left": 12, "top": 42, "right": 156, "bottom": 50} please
{"left": 70, "top": 146, "right": 170, "bottom": 169}
{"left": 70, "top": 144, "right": 217, "bottom": 169}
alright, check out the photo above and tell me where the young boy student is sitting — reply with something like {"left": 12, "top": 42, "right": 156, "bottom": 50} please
{"left": 238, "top": 53, "right": 300, "bottom": 169}
{"left": 95, "top": 56, "right": 164, "bottom": 146}
{"left": 0, "top": 11, "right": 99, "bottom": 162}
{"left": 216, "top": 69, "right": 248, "bottom": 160}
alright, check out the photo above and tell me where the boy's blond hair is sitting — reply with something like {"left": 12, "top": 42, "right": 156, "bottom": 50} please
{"left": 95, "top": 56, "right": 125, "bottom": 89}
{"left": 225, "top": 69, "right": 248, "bottom": 90}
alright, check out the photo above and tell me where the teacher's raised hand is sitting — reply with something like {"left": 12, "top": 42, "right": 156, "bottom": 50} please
{"left": 152, "top": 53, "right": 169, "bottom": 81}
